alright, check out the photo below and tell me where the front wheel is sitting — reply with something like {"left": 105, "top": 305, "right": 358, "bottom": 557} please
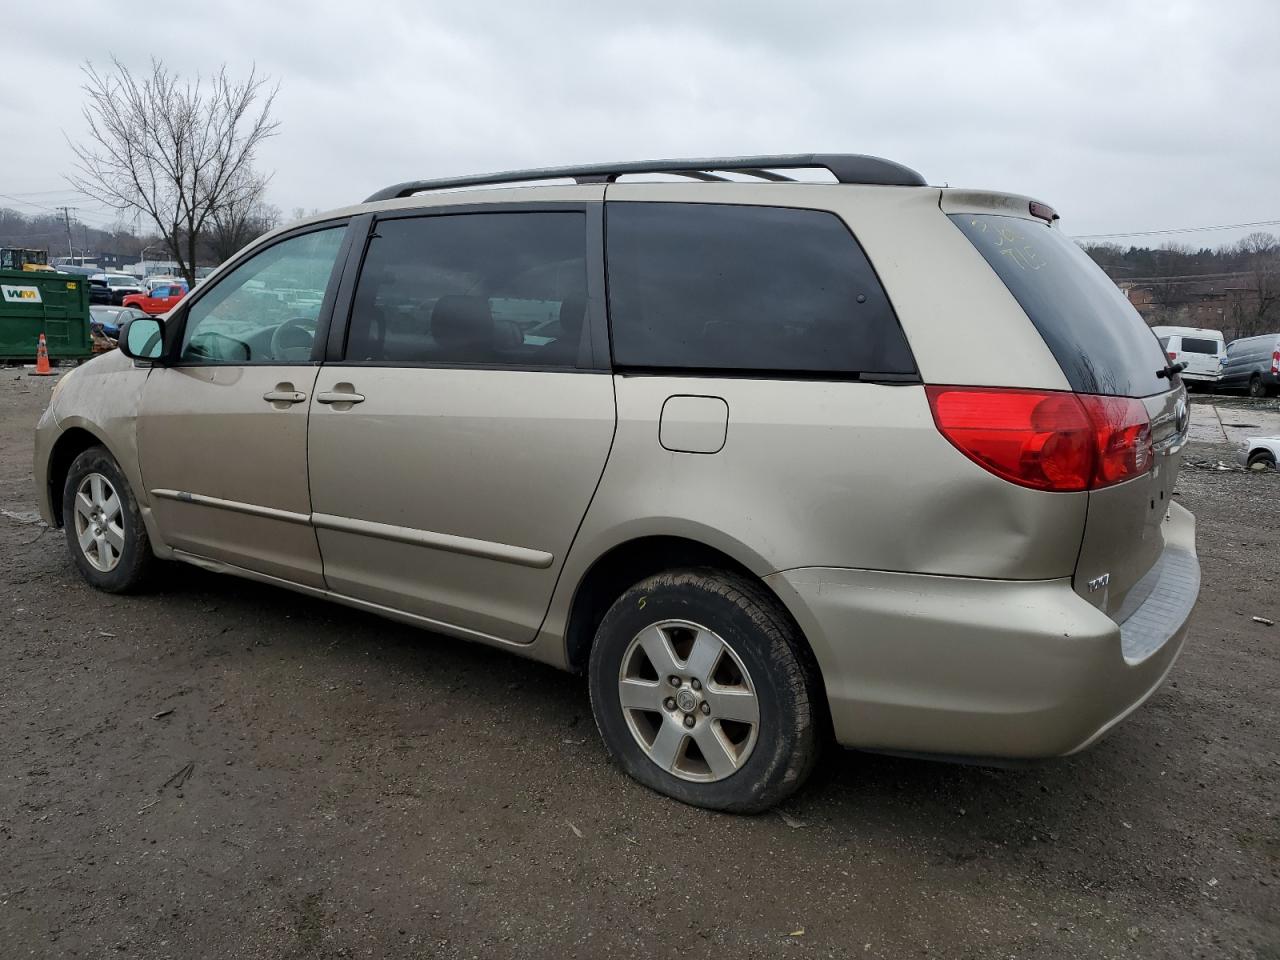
{"left": 62, "top": 446, "right": 155, "bottom": 592}
{"left": 588, "top": 568, "right": 822, "bottom": 813}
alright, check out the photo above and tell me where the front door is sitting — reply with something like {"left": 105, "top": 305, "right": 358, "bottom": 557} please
{"left": 307, "top": 205, "right": 616, "bottom": 642}
{"left": 137, "top": 224, "right": 350, "bottom": 587}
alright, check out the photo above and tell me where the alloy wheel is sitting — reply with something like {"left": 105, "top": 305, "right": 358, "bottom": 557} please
{"left": 73, "top": 472, "right": 125, "bottom": 572}
{"left": 617, "top": 619, "right": 760, "bottom": 782}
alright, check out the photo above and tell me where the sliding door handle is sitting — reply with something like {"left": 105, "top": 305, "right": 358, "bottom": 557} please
{"left": 315, "top": 388, "right": 365, "bottom": 405}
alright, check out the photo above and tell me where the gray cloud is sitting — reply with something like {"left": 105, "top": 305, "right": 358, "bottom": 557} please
{"left": 5, "top": 0, "right": 1277, "bottom": 244}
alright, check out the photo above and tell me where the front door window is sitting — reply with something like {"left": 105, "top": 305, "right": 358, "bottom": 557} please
{"left": 180, "top": 227, "right": 346, "bottom": 364}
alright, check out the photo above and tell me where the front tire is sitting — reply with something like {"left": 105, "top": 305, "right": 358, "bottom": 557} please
{"left": 588, "top": 568, "right": 822, "bottom": 813}
{"left": 62, "top": 446, "right": 154, "bottom": 593}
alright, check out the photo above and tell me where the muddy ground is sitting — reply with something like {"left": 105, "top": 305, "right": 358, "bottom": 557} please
{"left": 1, "top": 371, "right": 1276, "bottom": 959}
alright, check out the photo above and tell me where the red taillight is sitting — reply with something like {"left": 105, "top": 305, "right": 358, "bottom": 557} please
{"left": 1272, "top": 350, "right": 1279, "bottom": 374}
{"left": 926, "top": 386, "right": 1153, "bottom": 492}
{"left": 1168, "top": 351, "right": 1178, "bottom": 362}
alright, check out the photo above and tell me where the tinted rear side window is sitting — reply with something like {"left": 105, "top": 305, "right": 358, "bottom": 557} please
{"left": 951, "top": 214, "right": 1169, "bottom": 397}
{"left": 346, "top": 212, "right": 589, "bottom": 367}
{"left": 606, "top": 203, "right": 915, "bottom": 376}
{"left": 1180, "top": 337, "right": 1218, "bottom": 354}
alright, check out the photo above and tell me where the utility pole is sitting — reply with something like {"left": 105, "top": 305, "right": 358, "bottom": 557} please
{"left": 56, "top": 206, "right": 77, "bottom": 261}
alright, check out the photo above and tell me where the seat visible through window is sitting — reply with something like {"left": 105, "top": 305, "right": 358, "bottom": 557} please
{"left": 345, "top": 212, "right": 589, "bottom": 368}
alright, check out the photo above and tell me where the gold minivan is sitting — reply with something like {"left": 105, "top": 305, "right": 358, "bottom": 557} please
{"left": 34, "top": 155, "right": 1200, "bottom": 812}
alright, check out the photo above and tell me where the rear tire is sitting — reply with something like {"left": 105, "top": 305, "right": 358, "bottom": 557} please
{"left": 1249, "top": 375, "right": 1266, "bottom": 399}
{"left": 588, "top": 567, "right": 822, "bottom": 813}
{"left": 62, "top": 446, "right": 154, "bottom": 593}
{"left": 1248, "top": 450, "right": 1277, "bottom": 470}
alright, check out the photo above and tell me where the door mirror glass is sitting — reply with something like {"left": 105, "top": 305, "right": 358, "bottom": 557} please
{"left": 120, "top": 316, "right": 165, "bottom": 361}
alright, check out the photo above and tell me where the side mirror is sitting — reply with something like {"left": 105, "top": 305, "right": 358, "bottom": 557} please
{"left": 119, "top": 315, "right": 165, "bottom": 362}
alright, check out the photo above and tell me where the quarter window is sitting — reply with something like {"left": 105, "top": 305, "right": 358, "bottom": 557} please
{"left": 1179, "top": 337, "right": 1218, "bottom": 355}
{"left": 605, "top": 202, "right": 915, "bottom": 375}
{"left": 179, "top": 226, "right": 346, "bottom": 364}
{"left": 345, "top": 212, "right": 589, "bottom": 367}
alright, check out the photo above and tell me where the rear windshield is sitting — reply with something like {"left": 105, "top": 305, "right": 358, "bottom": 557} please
{"left": 951, "top": 214, "right": 1169, "bottom": 397}
{"left": 1180, "top": 337, "right": 1218, "bottom": 354}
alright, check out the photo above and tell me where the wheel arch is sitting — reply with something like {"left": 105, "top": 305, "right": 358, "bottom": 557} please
{"left": 45, "top": 425, "right": 115, "bottom": 528}
{"left": 1248, "top": 446, "right": 1277, "bottom": 467}
{"left": 560, "top": 533, "right": 826, "bottom": 694}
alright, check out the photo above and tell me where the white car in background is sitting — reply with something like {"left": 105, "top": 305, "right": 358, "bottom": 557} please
{"left": 1153, "top": 326, "right": 1226, "bottom": 389}
{"left": 1239, "top": 437, "right": 1280, "bottom": 470}
{"left": 144, "top": 275, "right": 184, "bottom": 293}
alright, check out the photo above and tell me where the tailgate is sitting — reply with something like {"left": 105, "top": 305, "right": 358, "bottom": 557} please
{"left": 1073, "top": 386, "right": 1188, "bottom": 615}
{"left": 944, "top": 202, "right": 1193, "bottom": 617}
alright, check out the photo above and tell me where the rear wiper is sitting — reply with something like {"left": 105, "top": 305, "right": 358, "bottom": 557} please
{"left": 1156, "top": 361, "right": 1187, "bottom": 380}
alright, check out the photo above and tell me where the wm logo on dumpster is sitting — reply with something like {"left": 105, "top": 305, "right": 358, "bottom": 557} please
{"left": 2, "top": 285, "right": 43, "bottom": 303}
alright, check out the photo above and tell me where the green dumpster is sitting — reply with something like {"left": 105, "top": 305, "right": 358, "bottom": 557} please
{"left": 0, "top": 268, "right": 92, "bottom": 362}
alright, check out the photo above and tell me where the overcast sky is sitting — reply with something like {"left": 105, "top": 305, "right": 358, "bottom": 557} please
{"left": 4, "top": 0, "right": 1277, "bottom": 247}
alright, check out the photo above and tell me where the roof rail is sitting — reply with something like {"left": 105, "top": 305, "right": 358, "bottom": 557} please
{"left": 363, "top": 154, "right": 927, "bottom": 202}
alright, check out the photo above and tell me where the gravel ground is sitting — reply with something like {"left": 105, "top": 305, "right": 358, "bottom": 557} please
{"left": 1, "top": 372, "right": 1277, "bottom": 959}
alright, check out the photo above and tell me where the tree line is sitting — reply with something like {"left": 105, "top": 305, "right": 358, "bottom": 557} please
{"left": 0, "top": 203, "right": 280, "bottom": 271}
{"left": 1082, "top": 233, "right": 1280, "bottom": 340}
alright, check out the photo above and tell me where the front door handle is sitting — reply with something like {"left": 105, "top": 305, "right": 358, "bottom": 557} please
{"left": 315, "top": 384, "right": 366, "bottom": 406}
{"left": 263, "top": 388, "right": 307, "bottom": 404}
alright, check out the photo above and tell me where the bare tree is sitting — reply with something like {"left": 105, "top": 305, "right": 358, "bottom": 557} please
{"left": 1145, "top": 242, "right": 1193, "bottom": 320}
{"left": 1230, "top": 232, "right": 1280, "bottom": 339}
{"left": 68, "top": 57, "right": 279, "bottom": 285}
{"left": 206, "top": 173, "right": 280, "bottom": 263}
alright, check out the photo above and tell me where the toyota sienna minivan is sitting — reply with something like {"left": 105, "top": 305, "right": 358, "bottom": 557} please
{"left": 34, "top": 155, "right": 1200, "bottom": 812}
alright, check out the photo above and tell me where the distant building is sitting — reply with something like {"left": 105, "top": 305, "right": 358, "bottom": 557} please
{"left": 1118, "top": 275, "right": 1255, "bottom": 331}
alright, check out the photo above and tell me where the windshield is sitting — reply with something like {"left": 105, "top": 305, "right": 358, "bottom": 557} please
{"left": 950, "top": 214, "right": 1170, "bottom": 397}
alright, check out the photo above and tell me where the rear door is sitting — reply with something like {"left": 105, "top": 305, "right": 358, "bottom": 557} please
{"left": 1220, "top": 338, "right": 1252, "bottom": 388}
{"left": 949, "top": 211, "right": 1187, "bottom": 616}
{"left": 307, "top": 199, "right": 616, "bottom": 643}
{"left": 1176, "top": 335, "right": 1222, "bottom": 379}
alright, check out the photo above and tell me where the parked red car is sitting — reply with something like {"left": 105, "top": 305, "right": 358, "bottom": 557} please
{"left": 122, "top": 283, "right": 189, "bottom": 315}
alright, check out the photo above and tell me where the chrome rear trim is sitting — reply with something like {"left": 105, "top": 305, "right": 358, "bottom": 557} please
{"left": 1116, "top": 544, "right": 1200, "bottom": 663}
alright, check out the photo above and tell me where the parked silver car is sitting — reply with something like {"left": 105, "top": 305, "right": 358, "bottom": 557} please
{"left": 34, "top": 155, "right": 1200, "bottom": 812}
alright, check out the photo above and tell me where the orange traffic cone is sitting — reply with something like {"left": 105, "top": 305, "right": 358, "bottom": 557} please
{"left": 31, "top": 333, "right": 53, "bottom": 376}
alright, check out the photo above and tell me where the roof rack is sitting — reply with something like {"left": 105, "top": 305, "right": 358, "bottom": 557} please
{"left": 364, "top": 153, "right": 927, "bottom": 202}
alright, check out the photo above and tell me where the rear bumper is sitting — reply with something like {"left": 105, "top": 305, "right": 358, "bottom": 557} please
{"left": 766, "top": 501, "right": 1198, "bottom": 759}
{"left": 1180, "top": 372, "right": 1220, "bottom": 384}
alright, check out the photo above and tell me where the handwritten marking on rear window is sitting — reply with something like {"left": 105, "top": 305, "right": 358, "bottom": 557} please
{"left": 970, "top": 219, "right": 1047, "bottom": 271}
